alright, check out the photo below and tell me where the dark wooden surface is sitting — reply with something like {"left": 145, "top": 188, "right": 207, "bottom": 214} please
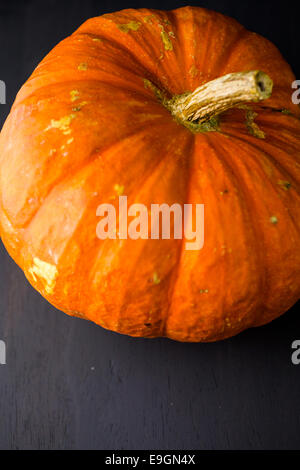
{"left": 0, "top": 0, "right": 300, "bottom": 450}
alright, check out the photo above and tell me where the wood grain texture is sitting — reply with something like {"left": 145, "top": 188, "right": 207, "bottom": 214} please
{"left": 0, "top": 0, "right": 300, "bottom": 450}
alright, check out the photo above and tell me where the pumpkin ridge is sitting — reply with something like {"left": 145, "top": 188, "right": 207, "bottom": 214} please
{"left": 105, "top": 131, "right": 193, "bottom": 336}
{"left": 225, "top": 120, "right": 300, "bottom": 159}
{"left": 208, "top": 134, "right": 267, "bottom": 325}
{"left": 259, "top": 105, "right": 300, "bottom": 119}
{"left": 73, "top": 29, "right": 152, "bottom": 74}
{"left": 206, "top": 134, "right": 267, "bottom": 326}
{"left": 14, "top": 34, "right": 157, "bottom": 106}
{"left": 217, "top": 130, "right": 300, "bottom": 208}
{"left": 84, "top": 134, "right": 191, "bottom": 335}
{"left": 20, "top": 122, "right": 173, "bottom": 233}
{"left": 165, "top": 133, "right": 262, "bottom": 340}
{"left": 219, "top": 131, "right": 300, "bottom": 236}
{"left": 1, "top": 143, "right": 116, "bottom": 231}
{"left": 231, "top": 130, "right": 300, "bottom": 202}
{"left": 77, "top": 10, "right": 186, "bottom": 94}
{"left": 15, "top": 77, "right": 170, "bottom": 110}
{"left": 212, "top": 28, "right": 248, "bottom": 78}
{"left": 221, "top": 128, "right": 300, "bottom": 192}
{"left": 249, "top": 119, "right": 300, "bottom": 146}
{"left": 212, "top": 133, "right": 300, "bottom": 323}
{"left": 217, "top": 29, "right": 251, "bottom": 76}
{"left": 161, "top": 135, "right": 196, "bottom": 336}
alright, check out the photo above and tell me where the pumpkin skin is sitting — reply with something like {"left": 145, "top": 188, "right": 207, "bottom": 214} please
{"left": 0, "top": 6, "right": 300, "bottom": 342}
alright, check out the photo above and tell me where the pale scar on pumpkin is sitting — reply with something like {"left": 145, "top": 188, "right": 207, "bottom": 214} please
{"left": 143, "top": 79, "right": 167, "bottom": 103}
{"left": 72, "top": 101, "right": 87, "bottom": 112}
{"left": 270, "top": 216, "right": 278, "bottom": 225}
{"left": 114, "top": 184, "right": 125, "bottom": 196}
{"left": 117, "top": 21, "right": 141, "bottom": 33}
{"left": 28, "top": 258, "right": 58, "bottom": 295}
{"left": 143, "top": 16, "right": 154, "bottom": 24}
{"left": 189, "top": 65, "right": 198, "bottom": 77}
{"left": 220, "top": 189, "right": 229, "bottom": 196}
{"left": 78, "top": 63, "right": 88, "bottom": 71}
{"left": 278, "top": 180, "right": 291, "bottom": 190}
{"left": 70, "top": 90, "right": 80, "bottom": 102}
{"left": 221, "top": 245, "right": 232, "bottom": 256}
{"left": 45, "top": 114, "right": 76, "bottom": 135}
{"left": 152, "top": 272, "right": 161, "bottom": 285}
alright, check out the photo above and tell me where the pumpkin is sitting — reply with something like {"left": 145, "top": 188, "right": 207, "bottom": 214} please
{"left": 0, "top": 6, "right": 300, "bottom": 342}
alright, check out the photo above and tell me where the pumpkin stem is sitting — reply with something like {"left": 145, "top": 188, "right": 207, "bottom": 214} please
{"left": 169, "top": 71, "right": 273, "bottom": 125}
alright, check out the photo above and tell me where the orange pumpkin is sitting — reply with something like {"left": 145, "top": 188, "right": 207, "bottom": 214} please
{"left": 0, "top": 6, "right": 300, "bottom": 342}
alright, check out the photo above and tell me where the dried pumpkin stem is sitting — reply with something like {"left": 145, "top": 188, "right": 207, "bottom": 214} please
{"left": 169, "top": 71, "right": 273, "bottom": 124}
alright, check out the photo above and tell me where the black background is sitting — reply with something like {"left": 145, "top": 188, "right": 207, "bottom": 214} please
{"left": 0, "top": 0, "right": 300, "bottom": 450}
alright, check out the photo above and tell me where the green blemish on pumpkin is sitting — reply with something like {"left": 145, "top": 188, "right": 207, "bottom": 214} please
{"left": 245, "top": 110, "right": 265, "bottom": 139}
{"left": 152, "top": 272, "right": 161, "bottom": 285}
{"left": 261, "top": 106, "right": 299, "bottom": 119}
{"left": 220, "top": 189, "right": 229, "bottom": 196}
{"left": 114, "top": 184, "right": 124, "bottom": 196}
{"left": 45, "top": 114, "right": 76, "bottom": 135}
{"left": 143, "top": 79, "right": 168, "bottom": 103}
{"left": 143, "top": 16, "right": 154, "bottom": 24}
{"left": 70, "top": 90, "right": 80, "bottom": 102}
{"left": 188, "top": 117, "right": 219, "bottom": 133}
{"left": 189, "top": 65, "right": 198, "bottom": 77}
{"left": 199, "top": 289, "right": 209, "bottom": 294}
{"left": 270, "top": 216, "right": 278, "bottom": 225}
{"left": 278, "top": 180, "right": 292, "bottom": 191}
{"left": 72, "top": 101, "right": 87, "bottom": 112}
{"left": 78, "top": 63, "right": 88, "bottom": 71}
{"left": 117, "top": 21, "right": 141, "bottom": 33}
{"left": 237, "top": 104, "right": 251, "bottom": 111}
{"left": 160, "top": 29, "right": 173, "bottom": 51}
